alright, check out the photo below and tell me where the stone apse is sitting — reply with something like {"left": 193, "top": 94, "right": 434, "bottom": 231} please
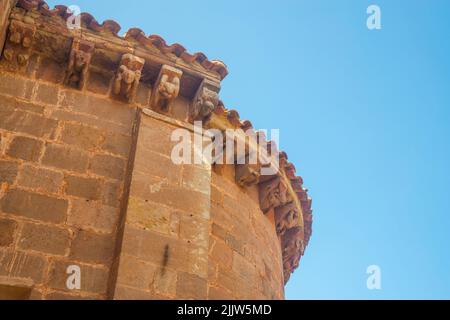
{"left": 0, "top": 0, "right": 313, "bottom": 300}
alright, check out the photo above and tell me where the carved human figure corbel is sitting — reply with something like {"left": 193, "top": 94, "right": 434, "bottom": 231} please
{"left": 151, "top": 65, "right": 182, "bottom": 113}
{"left": 258, "top": 176, "right": 290, "bottom": 213}
{"left": 2, "top": 20, "right": 36, "bottom": 69}
{"left": 65, "top": 39, "right": 94, "bottom": 89}
{"left": 113, "top": 53, "right": 145, "bottom": 102}
{"left": 275, "top": 202, "right": 300, "bottom": 236}
{"left": 189, "top": 79, "right": 220, "bottom": 124}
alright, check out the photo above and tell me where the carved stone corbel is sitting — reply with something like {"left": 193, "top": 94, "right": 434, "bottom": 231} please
{"left": 113, "top": 53, "right": 145, "bottom": 102}
{"left": 236, "top": 163, "right": 261, "bottom": 187}
{"left": 65, "top": 39, "right": 94, "bottom": 89}
{"left": 151, "top": 64, "right": 182, "bottom": 113}
{"left": 274, "top": 202, "right": 300, "bottom": 236}
{"left": 2, "top": 20, "right": 36, "bottom": 70}
{"left": 189, "top": 79, "right": 220, "bottom": 124}
{"left": 258, "top": 176, "right": 290, "bottom": 213}
{"left": 281, "top": 227, "right": 304, "bottom": 283}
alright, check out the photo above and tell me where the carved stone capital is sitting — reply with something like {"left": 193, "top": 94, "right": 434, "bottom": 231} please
{"left": 151, "top": 64, "right": 182, "bottom": 113}
{"left": 189, "top": 79, "right": 220, "bottom": 124}
{"left": 275, "top": 202, "right": 300, "bottom": 236}
{"left": 2, "top": 19, "right": 36, "bottom": 70}
{"left": 113, "top": 53, "right": 145, "bottom": 102}
{"left": 258, "top": 176, "right": 290, "bottom": 213}
{"left": 65, "top": 39, "right": 94, "bottom": 90}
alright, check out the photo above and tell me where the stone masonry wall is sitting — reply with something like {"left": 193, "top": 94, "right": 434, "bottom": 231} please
{"left": 113, "top": 111, "right": 285, "bottom": 300}
{"left": 209, "top": 166, "right": 284, "bottom": 300}
{"left": 0, "top": 70, "right": 138, "bottom": 299}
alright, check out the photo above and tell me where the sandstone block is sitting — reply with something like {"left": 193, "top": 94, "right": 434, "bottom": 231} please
{"left": 6, "top": 136, "right": 43, "bottom": 162}
{"left": 68, "top": 199, "right": 119, "bottom": 234}
{"left": 17, "top": 165, "right": 64, "bottom": 193}
{"left": 176, "top": 272, "right": 207, "bottom": 299}
{"left": 0, "top": 249, "right": 47, "bottom": 284}
{"left": 0, "top": 160, "right": 18, "bottom": 184}
{"left": 0, "top": 219, "right": 17, "bottom": 247}
{"left": 18, "top": 223, "right": 71, "bottom": 256}
{"left": 1, "top": 189, "right": 68, "bottom": 223}
{"left": 42, "top": 144, "right": 89, "bottom": 173}
{"left": 89, "top": 154, "right": 126, "bottom": 180}
{"left": 64, "top": 175, "right": 102, "bottom": 200}
{"left": 70, "top": 230, "right": 115, "bottom": 265}
{"left": 60, "top": 123, "right": 104, "bottom": 151}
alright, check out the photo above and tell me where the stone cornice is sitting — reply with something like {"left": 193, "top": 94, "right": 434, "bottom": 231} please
{"left": 1, "top": 0, "right": 313, "bottom": 285}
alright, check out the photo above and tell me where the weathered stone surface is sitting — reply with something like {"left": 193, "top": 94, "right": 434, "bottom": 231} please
{"left": 18, "top": 223, "right": 71, "bottom": 256}
{"left": 210, "top": 238, "right": 232, "bottom": 269}
{"left": 0, "top": 219, "right": 17, "bottom": 247}
{"left": 35, "top": 83, "right": 59, "bottom": 105}
{"left": 60, "top": 123, "right": 104, "bottom": 150}
{"left": 101, "top": 132, "right": 131, "bottom": 157}
{"left": 64, "top": 175, "right": 102, "bottom": 200}
{"left": 6, "top": 136, "right": 43, "bottom": 162}
{"left": 68, "top": 199, "right": 119, "bottom": 234}
{"left": 0, "top": 250, "right": 47, "bottom": 284}
{"left": 102, "top": 181, "right": 123, "bottom": 208}
{"left": 17, "top": 165, "right": 64, "bottom": 193}
{"left": 208, "top": 286, "right": 234, "bottom": 300}
{"left": 1, "top": 189, "right": 68, "bottom": 223}
{"left": 127, "top": 197, "right": 171, "bottom": 234}
{"left": 176, "top": 272, "right": 207, "bottom": 299}
{"left": 0, "top": 107, "right": 58, "bottom": 139}
{"left": 42, "top": 144, "right": 89, "bottom": 173}
{"left": 70, "top": 230, "right": 115, "bottom": 265}
{"left": 0, "top": 160, "right": 18, "bottom": 184}
{"left": 89, "top": 154, "right": 126, "bottom": 180}
{"left": 116, "top": 254, "right": 156, "bottom": 291}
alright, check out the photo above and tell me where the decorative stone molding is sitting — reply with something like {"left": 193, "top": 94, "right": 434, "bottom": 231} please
{"left": 65, "top": 39, "right": 94, "bottom": 89}
{"left": 150, "top": 64, "right": 182, "bottom": 113}
{"left": 189, "top": 79, "right": 220, "bottom": 124}
{"left": 113, "top": 53, "right": 144, "bottom": 102}
{"left": 2, "top": 19, "right": 35, "bottom": 70}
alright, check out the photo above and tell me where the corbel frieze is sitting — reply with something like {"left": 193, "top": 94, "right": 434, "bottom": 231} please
{"left": 189, "top": 78, "right": 220, "bottom": 124}
{"left": 65, "top": 39, "right": 94, "bottom": 90}
{"left": 113, "top": 53, "right": 145, "bottom": 102}
{"left": 2, "top": 19, "right": 36, "bottom": 70}
{"left": 150, "top": 64, "right": 182, "bottom": 113}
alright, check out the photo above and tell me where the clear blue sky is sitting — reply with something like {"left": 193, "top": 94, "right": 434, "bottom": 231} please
{"left": 45, "top": 0, "right": 450, "bottom": 299}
